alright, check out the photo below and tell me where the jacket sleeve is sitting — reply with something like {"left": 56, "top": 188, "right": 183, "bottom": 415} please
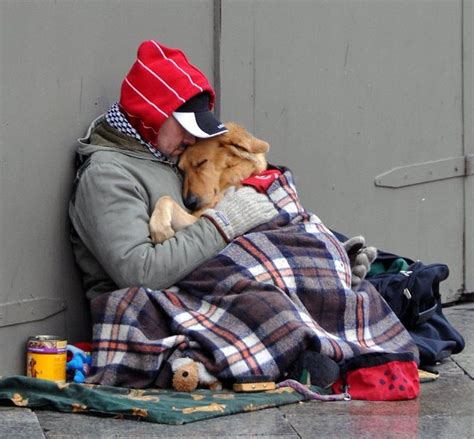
{"left": 69, "top": 161, "right": 227, "bottom": 291}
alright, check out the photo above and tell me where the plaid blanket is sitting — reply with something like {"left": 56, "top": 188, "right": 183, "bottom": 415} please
{"left": 88, "top": 169, "right": 418, "bottom": 388}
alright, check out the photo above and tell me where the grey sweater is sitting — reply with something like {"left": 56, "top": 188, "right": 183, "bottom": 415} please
{"left": 69, "top": 116, "right": 226, "bottom": 300}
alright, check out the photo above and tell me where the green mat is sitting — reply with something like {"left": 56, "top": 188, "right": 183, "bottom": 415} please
{"left": 0, "top": 376, "right": 316, "bottom": 424}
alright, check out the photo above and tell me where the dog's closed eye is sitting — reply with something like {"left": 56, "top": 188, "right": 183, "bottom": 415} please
{"left": 194, "top": 159, "right": 208, "bottom": 168}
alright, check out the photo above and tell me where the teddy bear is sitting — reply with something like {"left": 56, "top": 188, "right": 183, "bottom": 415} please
{"left": 171, "top": 357, "right": 222, "bottom": 392}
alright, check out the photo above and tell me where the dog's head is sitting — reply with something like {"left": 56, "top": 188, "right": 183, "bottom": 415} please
{"left": 178, "top": 122, "right": 269, "bottom": 212}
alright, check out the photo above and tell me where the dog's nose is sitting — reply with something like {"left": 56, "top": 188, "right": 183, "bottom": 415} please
{"left": 183, "top": 194, "right": 199, "bottom": 211}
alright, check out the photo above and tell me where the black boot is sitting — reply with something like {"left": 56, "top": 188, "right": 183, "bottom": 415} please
{"left": 287, "top": 351, "right": 340, "bottom": 389}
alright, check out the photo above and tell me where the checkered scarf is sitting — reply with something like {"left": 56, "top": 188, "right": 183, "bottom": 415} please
{"left": 105, "top": 102, "right": 175, "bottom": 164}
{"left": 87, "top": 169, "right": 418, "bottom": 388}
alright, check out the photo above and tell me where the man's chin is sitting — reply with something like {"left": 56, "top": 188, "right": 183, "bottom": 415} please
{"left": 170, "top": 148, "right": 186, "bottom": 160}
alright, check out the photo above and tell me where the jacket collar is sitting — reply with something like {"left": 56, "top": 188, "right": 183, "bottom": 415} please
{"left": 77, "top": 115, "right": 181, "bottom": 177}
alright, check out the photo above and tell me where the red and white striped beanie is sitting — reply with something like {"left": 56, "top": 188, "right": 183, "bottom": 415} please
{"left": 119, "top": 40, "right": 216, "bottom": 146}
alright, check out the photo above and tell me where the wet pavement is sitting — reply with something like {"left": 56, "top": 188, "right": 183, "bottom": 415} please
{"left": 1, "top": 302, "right": 472, "bottom": 438}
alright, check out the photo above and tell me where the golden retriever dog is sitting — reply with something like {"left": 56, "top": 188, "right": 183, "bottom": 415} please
{"left": 149, "top": 122, "right": 269, "bottom": 244}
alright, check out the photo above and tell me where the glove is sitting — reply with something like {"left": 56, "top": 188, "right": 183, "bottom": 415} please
{"left": 202, "top": 186, "right": 278, "bottom": 242}
{"left": 343, "top": 235, "right": 377, "bottom": 291}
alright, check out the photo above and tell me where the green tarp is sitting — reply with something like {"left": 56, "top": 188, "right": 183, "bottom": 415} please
{"left": 0, "top": 376, "right": 316, "bottom": 424}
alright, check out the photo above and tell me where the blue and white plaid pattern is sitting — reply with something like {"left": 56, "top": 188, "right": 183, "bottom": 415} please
{"left": 105, "top": 102, "right": 174, "bottom": 165}
{"left": 88, "top": 169, "right": 419, "bottom": 388}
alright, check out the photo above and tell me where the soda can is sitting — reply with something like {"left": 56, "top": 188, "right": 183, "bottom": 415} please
{"left": 26, "top": 335, "right": 67, "bottom": 384}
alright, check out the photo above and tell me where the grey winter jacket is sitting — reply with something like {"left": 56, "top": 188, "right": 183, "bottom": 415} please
{"left": 69, "top": 116, "right": 227, "bottom": 300}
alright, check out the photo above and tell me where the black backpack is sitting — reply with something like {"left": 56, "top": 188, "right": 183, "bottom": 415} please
{"left": 332, "top": 231, "right": 465, "bottom": 366}
{"left": 366, "top": 250, "right": 465, "bottom": 366}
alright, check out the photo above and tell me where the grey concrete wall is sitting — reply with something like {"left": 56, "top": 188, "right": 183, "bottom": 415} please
{"left": 0, "top": 0, "right": 216, "bottom": 375}
{"left": 464, "top": 0, "right": 474, "bottom": 295}
{"left": 0, "top": 0, "right": 471, "bottom": 376}
{"left": 219, "top": 0, "right": 468, "bottom": 302}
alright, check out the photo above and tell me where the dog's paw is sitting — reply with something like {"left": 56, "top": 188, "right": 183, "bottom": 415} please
{"left": 149, "top": 196, "right": 177, "bottom": 244}
{"left": 149, "top": 215, "right": 175, "bottom": 244}
{"left": 149, "top": 220, "right": 175, "bottom": 244}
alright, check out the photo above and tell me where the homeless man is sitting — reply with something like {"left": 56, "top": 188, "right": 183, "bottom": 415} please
{"left": 69, "top": 40, "right": 278, "bottom": 301}
{"left": 69, "top": 41, "right": 420, "bottom": 397}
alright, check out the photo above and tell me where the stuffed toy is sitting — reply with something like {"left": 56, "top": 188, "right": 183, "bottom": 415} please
{"left": 66, "top": 344, "right": 92, "bottom": 384}
{"left": 171, "top": 357, "right": 222, "bottom": 392}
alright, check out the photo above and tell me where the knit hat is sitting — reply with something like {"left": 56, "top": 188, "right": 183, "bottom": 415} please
{"left": 119, "top": 40, "right": 227, "bottom": 145}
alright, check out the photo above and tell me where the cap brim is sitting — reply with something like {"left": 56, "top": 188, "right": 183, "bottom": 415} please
{"left": 173, "top": 111, "right": 228, "bottom": 139}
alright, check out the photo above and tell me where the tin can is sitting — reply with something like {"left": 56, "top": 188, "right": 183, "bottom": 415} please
{"left": 26, "top": 335, "right": 67, "bottom": 384}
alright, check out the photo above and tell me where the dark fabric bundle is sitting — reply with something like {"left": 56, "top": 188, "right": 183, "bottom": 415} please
{"left": 366, "top": 250, "right": 465, "bottom": 366}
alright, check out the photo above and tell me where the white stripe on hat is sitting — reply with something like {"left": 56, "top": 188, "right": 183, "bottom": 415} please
{"left": 137, "top": 59, "right": 186, "bottom": 104}
{"left": 150, "top": 40, "right": 204, "bottom": 93}
{"left": 124, "top": 78, "right": 168, "bottom": 118}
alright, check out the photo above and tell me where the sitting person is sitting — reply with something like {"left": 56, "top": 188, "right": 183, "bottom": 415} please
{"left": 69, "top": 40, "right": 278, "bottom": 301}
{"left": 69, "top": 41, "right": 419, "bottom": 400}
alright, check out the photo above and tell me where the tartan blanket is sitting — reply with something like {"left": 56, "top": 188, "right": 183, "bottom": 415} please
{"left": 88, "top": 169, "right": 418, "bottom": 389}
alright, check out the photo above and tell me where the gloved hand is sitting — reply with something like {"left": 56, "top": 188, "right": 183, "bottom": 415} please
{"left": 202, "top": 186, "right": 278, "bottom": 242}
{"left": 343, "top": 235, "right": 377, "bottom": 291}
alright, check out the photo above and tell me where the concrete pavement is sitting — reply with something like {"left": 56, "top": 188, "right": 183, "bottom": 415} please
{"left": 1, "top": 302, "right": 472, "bottom": 438}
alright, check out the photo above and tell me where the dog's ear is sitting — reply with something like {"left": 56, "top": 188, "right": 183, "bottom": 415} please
{"left": 223, "top": 122, "right": 270, "bottom": 154}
